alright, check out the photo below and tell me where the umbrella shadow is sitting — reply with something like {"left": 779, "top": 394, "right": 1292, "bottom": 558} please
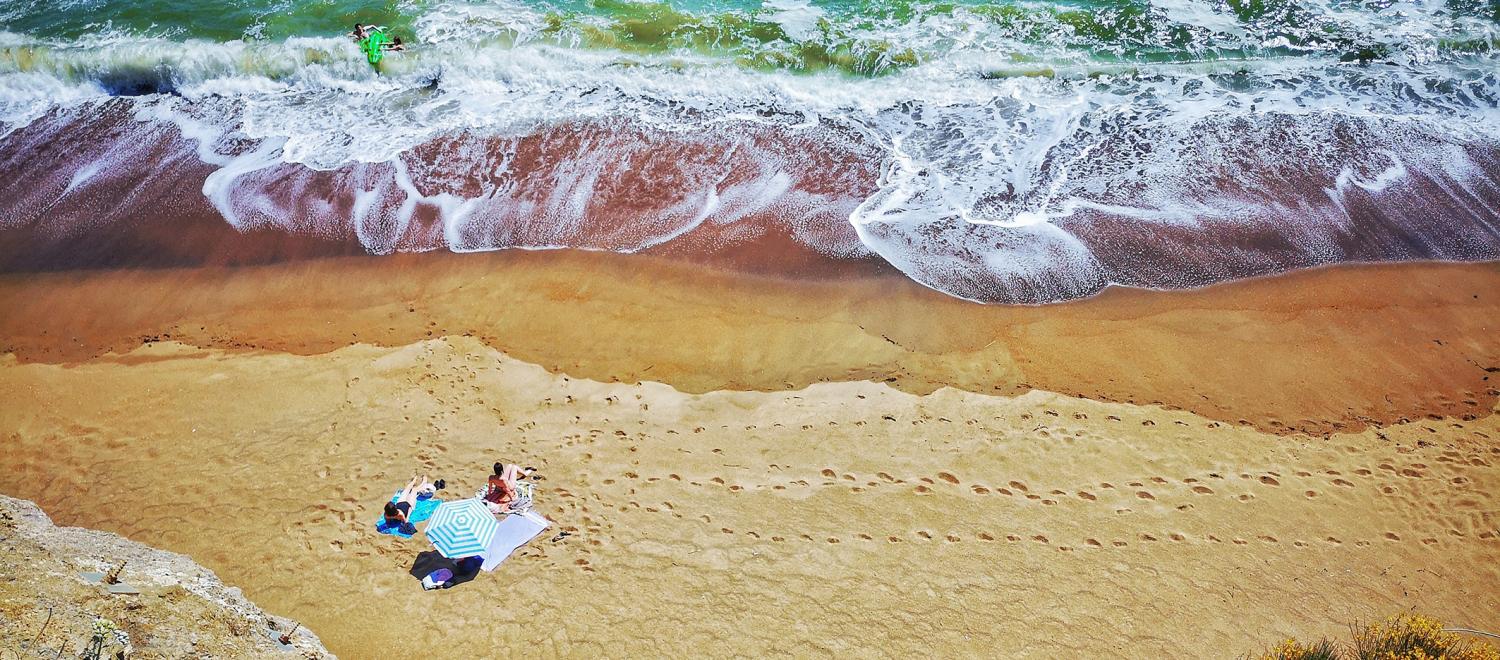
{"left": 409, "top": 550, "right": 483, "bottom": 590}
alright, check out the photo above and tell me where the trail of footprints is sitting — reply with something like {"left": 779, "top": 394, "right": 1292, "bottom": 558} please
{"left": 565, "top": 445, "right": 1497, "bottom": 558}
{"left": 372, "top": 373, "right": 1498, "bottom": 571}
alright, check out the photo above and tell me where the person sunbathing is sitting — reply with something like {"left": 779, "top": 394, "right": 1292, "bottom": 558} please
{"left": 383, "top": 474, "right": 433, "bottom": 534}
{"left": 483, "top": 462, "right": 533, "bottom": 514}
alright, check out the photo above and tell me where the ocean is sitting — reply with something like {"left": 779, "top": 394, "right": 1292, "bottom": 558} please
{"left": 0, "top": 0, "right": 1496, "bottom": 302}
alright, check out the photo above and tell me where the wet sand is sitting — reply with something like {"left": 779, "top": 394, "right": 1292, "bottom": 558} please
{"left": 1, "top": 252, "right": 1498, "bottom": 656}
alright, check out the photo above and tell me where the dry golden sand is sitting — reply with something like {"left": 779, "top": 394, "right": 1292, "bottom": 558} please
{"left": 1, "top": 253, "right": 1498, "bottom": 657}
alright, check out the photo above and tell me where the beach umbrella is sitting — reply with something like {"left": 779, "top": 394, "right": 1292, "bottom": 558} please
{"left": 424, "top": 498, "right": 499, "bottom": 559}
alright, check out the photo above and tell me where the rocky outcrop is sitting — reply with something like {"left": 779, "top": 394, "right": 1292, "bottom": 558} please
{"left": 0, "top": 494, "right": 333, "bottom": 658}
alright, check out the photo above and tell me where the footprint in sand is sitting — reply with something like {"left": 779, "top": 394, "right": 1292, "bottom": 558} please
{"left": 937, "top": 472, "right": 959, "bottom": 484}
{"left": 1191, "top": 485, "right": 1215, "bottom": 495}
{"left": 972, "top": 486, "right": 991, "bottom": 495}
{"left": 1008, "top": 481, "right": 1029, "bottom": 492}
{"left": 978, "top": 533, "right": 995, "bottom": 541}
{"left": 1085, "top": 539, "right": 1102, "bottom": 547}
{"left": 1136, "top": 491, "right": 1155, "bottom": 500}
{"left": 1259, "top": 476, "right": 1280, "bottom": 487}
{"left": 1031, "top": 535, "right": 1049, "bottom": 543}
{"left": 1077, "top": 491, "right": 1097, "bottom": 501}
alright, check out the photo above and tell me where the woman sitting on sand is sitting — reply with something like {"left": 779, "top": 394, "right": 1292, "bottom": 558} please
{"left": 482, "top": 462, "right": 533, "bottom": 514}
{"left": 383, "top": 474, "right": 434, "bottom": 535}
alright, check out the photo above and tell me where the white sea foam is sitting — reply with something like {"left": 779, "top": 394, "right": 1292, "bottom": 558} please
{"left": 0, "top": 0, "right": 1496, "bottom": 301}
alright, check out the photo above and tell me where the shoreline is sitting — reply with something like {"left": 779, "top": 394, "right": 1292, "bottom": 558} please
{"left": 2, "top": 250, "right": 1497, "bottom": 434}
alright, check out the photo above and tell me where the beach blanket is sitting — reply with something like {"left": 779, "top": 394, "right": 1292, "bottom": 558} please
{"left": 374, "top": 492, "right": 442, "bottom": 538}
{"left": 480, "top": 510, "right": 550, "bottom": 571}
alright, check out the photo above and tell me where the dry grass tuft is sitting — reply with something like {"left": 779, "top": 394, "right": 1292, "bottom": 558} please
{"left": 1256, "top": 614, "right": 1499, "bottom": 660}
{"left": 1350, "top": 613, "right": 1500, "bottom": 660}
{"left": 1260, "top": 638, "right": 1340, "bottom": 660}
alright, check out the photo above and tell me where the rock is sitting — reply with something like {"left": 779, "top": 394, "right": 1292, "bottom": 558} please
{"left": 0, "top": 494, "right": 335, "bottom": 658}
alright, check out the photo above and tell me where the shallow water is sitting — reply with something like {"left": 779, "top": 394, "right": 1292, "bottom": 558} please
{"left": 0, "top": 0, "right": 1497, "bottom": 301}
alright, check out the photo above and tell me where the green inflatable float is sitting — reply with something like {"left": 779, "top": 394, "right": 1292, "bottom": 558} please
{"left": 360, "top": 27, "right": 390, "bottom": 66}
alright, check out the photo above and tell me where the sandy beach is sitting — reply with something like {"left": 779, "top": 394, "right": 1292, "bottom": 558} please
{"left": 1, "top": 252, "right": 1497, "bottom": 656}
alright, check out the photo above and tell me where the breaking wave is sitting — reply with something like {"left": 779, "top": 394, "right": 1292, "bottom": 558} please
{"left": 1, "top": 0, "right": 1497, "bottom": 302}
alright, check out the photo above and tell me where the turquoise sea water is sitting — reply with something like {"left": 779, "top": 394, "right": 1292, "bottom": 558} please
{"left": 0, "top": 0, "right": 1497, "bottom": 301}
{"left": 5, "top": 0, "right": 1496, "bottom": 73}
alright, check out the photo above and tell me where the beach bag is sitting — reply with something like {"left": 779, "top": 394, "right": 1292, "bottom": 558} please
{"left": 421, "top": 568, "right": 453, "bottom": 590}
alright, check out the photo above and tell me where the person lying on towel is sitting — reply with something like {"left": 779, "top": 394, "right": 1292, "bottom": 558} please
{"left": 384, "top": 474, "right": 435, "bottom": 535}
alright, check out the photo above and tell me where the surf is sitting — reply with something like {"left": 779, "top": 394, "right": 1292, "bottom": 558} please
{"left": 0, "top": 0, "right": 1497, "bottom": 302}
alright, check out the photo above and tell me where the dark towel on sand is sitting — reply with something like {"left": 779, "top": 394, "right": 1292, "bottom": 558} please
{"left": 409, "top": 550, "right": 483, "bottom": 589}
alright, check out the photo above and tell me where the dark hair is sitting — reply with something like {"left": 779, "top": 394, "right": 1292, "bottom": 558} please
{"left": 493, "top": 462, "right": 505, "bottom": 476}
{"left": 383, "top": 501, "right": 399, "bottom": 519}
{"left": 393, "top": 36, "right": 403, "bottom": 44}
{"left": 353, "top": 23, "right": 363, "bottom": 28}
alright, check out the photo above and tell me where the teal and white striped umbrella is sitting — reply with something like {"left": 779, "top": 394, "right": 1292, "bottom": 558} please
{"left": 425, "top": 498, "right": 498, "bottom": 558}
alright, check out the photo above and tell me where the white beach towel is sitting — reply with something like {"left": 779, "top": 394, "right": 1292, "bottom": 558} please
{"left": 479, "top": 510, "right": 550, "bottom": 572}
